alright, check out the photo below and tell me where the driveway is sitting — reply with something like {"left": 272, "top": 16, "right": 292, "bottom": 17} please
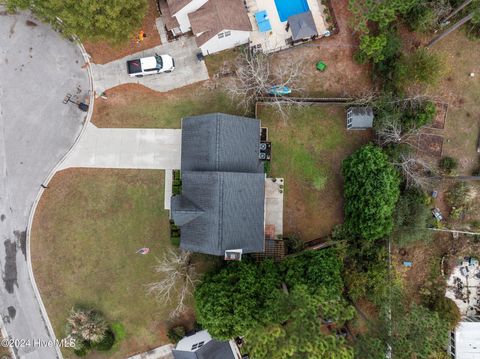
{"left": 0, "top": 10, "right": 90, "bottom": 359}
{"left": 91, "top": 37, "right": 209, "bottom": 93}
{"left": 59, "top": 123, "right": 181, "bottom": 170}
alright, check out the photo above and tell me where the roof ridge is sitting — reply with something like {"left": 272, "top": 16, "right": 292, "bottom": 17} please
{"left": 217, "top": 172, "right": 224, "bottom": 253}
{"left": 215, "top": 113, "right": 221, "bottom": 171}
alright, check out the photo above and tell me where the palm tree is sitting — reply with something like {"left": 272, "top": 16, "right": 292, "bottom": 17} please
{"left": 66, "top": 308, "right": 108, "bottom": 344}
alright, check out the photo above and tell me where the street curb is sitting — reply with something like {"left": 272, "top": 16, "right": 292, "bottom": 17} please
{"left": 23, "top": 41, "right": 95, "bottom": 359}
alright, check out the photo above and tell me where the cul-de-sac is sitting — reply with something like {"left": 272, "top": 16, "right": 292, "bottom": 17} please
{"left": 0, "top": 0, "right": 480, "bottom": 358}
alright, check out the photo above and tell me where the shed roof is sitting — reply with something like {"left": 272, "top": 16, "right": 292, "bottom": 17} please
{"left": 288, "top": 11, "right": 318, "bottom": 41}
{"left": 181, "top": 113, "right": 263, "bottom": 173}
{"left": 347, "top": 106, "right": 374, "bottom": 128}
{"left": 171, "top": 171, "right": 265, "bottom": 256}
{"left": 188, "top": 0, "right": 252, "bottom": 47}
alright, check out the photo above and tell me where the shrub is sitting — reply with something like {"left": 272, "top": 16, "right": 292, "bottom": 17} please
{"left": 111, "top": 322, "right": 126, "bottom": 343}
{"left": 394, "top": 188, "right": 432, "bottom": 246}
{"left": 404, "top": 4, "right": 438, "bottom": 33}
{"left": 94, "top": 329, "right": 115, "bottom": 351}
{"left": 432, "top": 296, "right": 461, "bottom": 329}
{"left": 446, "top": 182, "right": 471, "bottom": 208}
{"left": 395, "top": 49, "right": 444, "bottom": 88}
{"left": 439, "top": 156, "right": 458, "bottom": 174}
{"left": 284, "top": 234, "right": 305, "bottom": 254}
{"left": 167, "top": 325, "right": 186, "bottom": 344}
{"left": 74, "top": 347, "right": 88, "bottom": 357}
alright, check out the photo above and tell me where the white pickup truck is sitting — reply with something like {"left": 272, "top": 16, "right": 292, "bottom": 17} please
{"left": 127, "top": 54, "right": 175, "bottom": 77}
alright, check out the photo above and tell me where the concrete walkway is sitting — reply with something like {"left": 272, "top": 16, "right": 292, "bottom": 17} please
{"left": 155, "top": 17, "right": 169, "bottom": 44}
{"left": 59, "top": 123, "right": 181, "bottom": 170}
{"left": 91, "top": 37, "right": 209, "bottom": 93}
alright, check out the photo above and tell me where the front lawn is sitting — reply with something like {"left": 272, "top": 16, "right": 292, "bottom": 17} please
{"left": 257, "top": 104, "right": 371, "bottom": 240}
{"left": 31, "top": 169, "right": 216, "bottom": 358}
{"left": 92, "top": 83, "right": 244, "bottom": 129}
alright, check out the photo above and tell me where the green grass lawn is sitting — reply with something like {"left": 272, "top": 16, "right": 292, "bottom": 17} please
{"left": 31, "top": 169, "right": 216, "bottom": 358}
{"left": 258, "top": 105, "right": 371, "bottom": 240}
{"left": 93, "top": 84, "right": 246, "bottom": 129}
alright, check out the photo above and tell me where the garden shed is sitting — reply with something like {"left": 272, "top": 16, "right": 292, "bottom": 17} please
{"left": 346, "top": 106, "right": 374, "bottom": 130}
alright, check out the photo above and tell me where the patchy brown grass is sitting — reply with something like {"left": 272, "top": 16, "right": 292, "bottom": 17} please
{"left": 257, "top": 104, "right": 371, "bottom": 241}
{"left": 273, "top": 0, "right": 372, "bottom": 97}
{"left": 426, "top": 31, "right": 480, "bottom": 174}
{"left": 83, "top": 0, "right": 161, "bottom": 64}
{"left": 31, "top": 169, "right": 218, "bottom": 358}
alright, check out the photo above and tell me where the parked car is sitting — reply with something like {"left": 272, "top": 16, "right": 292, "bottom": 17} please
{"left": 127, "top": 54, "right": 175, "bottom": 77}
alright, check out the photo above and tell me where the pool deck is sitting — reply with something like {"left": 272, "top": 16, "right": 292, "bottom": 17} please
{"left": 247, "top": 0, "right": 328, "bottom": 53}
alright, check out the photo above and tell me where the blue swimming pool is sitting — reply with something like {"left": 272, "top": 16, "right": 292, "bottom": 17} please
{"left": 274, "top": 0, "right": 310, "bottom": 22}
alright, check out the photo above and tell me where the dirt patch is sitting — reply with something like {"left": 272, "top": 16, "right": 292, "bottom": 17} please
{"left": 83, "top": 0, "right": 161, "bottom": 64}
{"left": 274, "top": 0, "right": 372, "bottom": 97}
{"left": 417, "top": 133, "right": 444, "bottom": 158}
{"left": 428, "top": 102, "right": 448, "bottom": 130}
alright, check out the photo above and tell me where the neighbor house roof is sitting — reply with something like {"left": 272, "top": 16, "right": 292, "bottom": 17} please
{"left": 166, "top": 0, "right": 192, "bottom": 15}
{"left": 347, "top": 106, "right": 374, "bottom": 128}
{"left": 188, "top": 0, "right": 252, "bottom": 47}
{"left": 181, "top": 113, "right": 264, "bottom": 173}
{"left": 159, "top": 0, "right": 180, "bottom": 30}
{"left": 288, "top": 11, "right": 318, "bottom": 41}
{"left": 173, "top": 340, "right": 235, "bottom": 359}
{"left": 171, "top": 171, "right": 265, "bottom": 255}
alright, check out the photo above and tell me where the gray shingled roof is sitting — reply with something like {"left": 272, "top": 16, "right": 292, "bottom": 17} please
{"left": 196, "top": 340, "right": 236, "bottom": 359}
{"left": 181, "top": 113, "right": 264, "bottom": 173}
{"left": 172, "top": 340, "right": 235, "bottom": 359}
{"left": 172, "top": 113, "right": 266, "bottom": 256}
{"left": 172, "top": 171, "right": 265, "bottom": 255}
{"left": 288, "top": 11, "right": 318, "bottom": 41}
{"left": 347, "top": 106, "right": 374, "bottom": 128}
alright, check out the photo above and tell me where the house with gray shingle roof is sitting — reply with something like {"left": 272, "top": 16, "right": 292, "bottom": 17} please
{"left": 172, "top": 329, "right": 242, "bottom": 359}
{"left": 171, "top": 113, "right": 268, "bottom": 257}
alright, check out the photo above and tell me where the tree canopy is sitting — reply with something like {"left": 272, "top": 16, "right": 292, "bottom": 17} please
{"left": 342, "top": 144, "right": 400, "bottom": 241}
{"left": 6, "top": 0, "right": 147, "bottom": 43}
{"left": 195, "top": 249, "right": 353, "bottom": 357}
{"left": 244, "top": 285, "right": 354, "bottom": 359}
{"left": 194, "top": 260, "right": 283, "bottom": 339}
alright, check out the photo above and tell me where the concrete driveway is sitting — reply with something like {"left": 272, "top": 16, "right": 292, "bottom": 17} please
{"left": 0, "top": 10, "right": 90, "bottom": 359}
{"left": 59, "top": 123, "right": 181, "bottom": 170}
{"left": 91, "top": 37, "right": 209, "bottom": 93}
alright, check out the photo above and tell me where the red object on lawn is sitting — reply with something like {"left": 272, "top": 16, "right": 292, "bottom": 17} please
{"left": 136, "top": 248, "right": 150, "bottom": 255}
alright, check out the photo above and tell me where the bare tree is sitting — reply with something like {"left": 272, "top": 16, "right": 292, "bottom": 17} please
{"left": 147, "top": 249, "right": 197, "bottom": 318}
{"left": 375, "top": 120, "right": 423, "bottom": 149}
{"left": 393, "top": 153, "right": 437, "bottom": 190}
{"left": 225, "top": 48, "right": 305, "bottom": 121}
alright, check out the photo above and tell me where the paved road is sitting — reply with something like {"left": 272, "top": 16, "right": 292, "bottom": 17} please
{"left": 59, "top": 123, "right": 181, "bottom": 170}
{"left": 91, "top": 37, "right": 209, "bottom": 93}
{"left": 0, "top": 10, "right": 89, "bottom": 358}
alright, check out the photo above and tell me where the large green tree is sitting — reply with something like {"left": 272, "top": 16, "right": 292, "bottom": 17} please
{"left": 6, "top": 0, "right": 147, "bottom": 43}
{"left": 244, "top": 285, "right": 354, "bottom": 359}
{"left": 194, "top": 260, "right": 284, "bottom": 339}
{"left": 342, "top": 144, "right": 400, "bottom": 241}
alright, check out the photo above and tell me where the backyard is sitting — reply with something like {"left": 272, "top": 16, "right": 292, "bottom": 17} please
{"left": 31, "top": 169, "right": 216, "bottom": 358}
{"left": 257, "top": 104, "right": 371, "bottom": 240}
